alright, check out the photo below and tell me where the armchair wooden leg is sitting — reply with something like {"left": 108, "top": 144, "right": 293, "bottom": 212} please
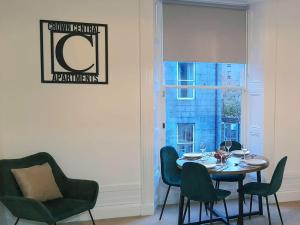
{"left": 14, "top": 218, "right": 19, "bottom": 225}
{"left": 89, "top": 210, "right": 96, "bottom": 225}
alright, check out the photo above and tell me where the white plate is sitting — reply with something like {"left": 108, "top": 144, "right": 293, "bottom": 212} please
{"left": 244, "top": 158, "right": 267, "bottom": 166}
{"left": 183, "top": 152, "right": 202, "bottom": 158}
{"left": 232, "top": 150, "right": 250, "bottom": 156}
{"left": 203, "top": 163, "right": 217, "bottom": 169}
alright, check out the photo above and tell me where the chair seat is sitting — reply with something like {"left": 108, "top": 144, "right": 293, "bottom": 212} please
{"left": 165, "top": 174, "right": 181, "bottom": 187}
{"left": 44, "top": 198, "right": 91, "bottom": 222}
{"left": 215, "top": 189, "right": 231, "bottom": 201}
{"left": 212, "top": 174, "right": 245, "bottom": 182}
{"left": 242, "top": 182, "right": 271, "bottom": 196}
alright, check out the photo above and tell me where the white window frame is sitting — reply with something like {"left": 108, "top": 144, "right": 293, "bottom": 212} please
{"left": 177, "top": 123, "right": 195, "bottom": 152}
{"left": 177, "top": 62, "right": 195, "bottom": 100}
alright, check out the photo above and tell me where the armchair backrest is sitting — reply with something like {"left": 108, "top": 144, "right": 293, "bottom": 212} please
{"left": 0, "top": 152, "right": 67, "bottom": 197}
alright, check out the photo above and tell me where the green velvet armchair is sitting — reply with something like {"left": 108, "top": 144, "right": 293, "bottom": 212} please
{"left": 0, "top": 152, "right": 99, "bottom": 225}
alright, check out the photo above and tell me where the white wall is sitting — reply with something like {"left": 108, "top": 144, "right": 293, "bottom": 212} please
{"left": 248, "top": 0, "right": 300, "bottom": 201}
{"left": 0, "top": 0, "right": 155, "bottom": 223}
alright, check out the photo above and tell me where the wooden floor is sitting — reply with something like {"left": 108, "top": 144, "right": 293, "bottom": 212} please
{"left": 70, "top": 199, "right": 300, "bottom": 225}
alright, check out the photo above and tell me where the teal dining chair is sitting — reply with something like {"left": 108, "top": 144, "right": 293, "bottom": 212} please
{"left": 212, "top": 141, "right": 245, "bottom": 190}
{"left": 242, "top": 156, "right": 287, "bottom": 225}
{"left": 179, "top": 162, "right": 231, "bottom": 225}
{"left": 160, "top": 146, "right": 190, "bottom": 220}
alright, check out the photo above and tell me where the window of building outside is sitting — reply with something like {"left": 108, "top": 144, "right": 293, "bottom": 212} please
{"left": 177, "top": 123, "right": 194, "bottom": 153}
{"left": 177, "top": 62, "right": 195, "bottom": 99}
{"left": 164, "top": 62, "right": 245, "bottom": 156}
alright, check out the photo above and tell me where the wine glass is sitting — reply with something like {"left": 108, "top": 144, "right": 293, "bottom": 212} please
{"left": 242, "top": 145, "right": 248, "bottom": 160}
{"left": 225, "top": 140, "right": 232, "bottom": 153}
{"left": 200, "top": 143, "right": 207, "bottom": 160}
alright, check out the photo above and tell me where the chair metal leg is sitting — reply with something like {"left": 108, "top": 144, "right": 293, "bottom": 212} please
{"left": 209, "top": 202, "right": 213, "bottom": 225}
{"left": 215, "top": 181, "right": 219, "bottom": 189}
{"left": 266, "top": 196, "right": 272, "bottom": 225}
{"left": 199, "top": 202, "right": 202, "bottom": 224}
{"left": 159, "top": 185, "right": 171, "bottom": 220}
{"left": 274, "top": 194, "right": 284, "bottom": 225}
{"left": 178, "top": 195, "right": 185, "bottom": 225}
{"left": 249, "top": 194, "right": 253, "bottom": 219}
{"left": 188, "top": 199, "right": 191, "bottom": 223}
{"left": 14, "top": 218, "right": 20, "bottom": 225}
{"left": 88, "top": 210, "right": 96, "bottom": 225}
{"left": 223, "top": 199, "right": 229, "bottom": 224}
{"left": 183, "top": 198, "right": 189, "bottom": 222}
{"left": 205, "top": 202, "right": 209, "bottom": 215}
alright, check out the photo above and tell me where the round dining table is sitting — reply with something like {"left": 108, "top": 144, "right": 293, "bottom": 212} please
{"left": 176, "top": 153, "right": 269, "bottom": 225}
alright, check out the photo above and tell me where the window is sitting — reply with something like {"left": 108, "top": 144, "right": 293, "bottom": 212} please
{"left": 164, "top": 62, "right": 245, "bottom": 153}
{"left": 177, "top": 62, "right": 195, "bottom": 99}
{"left": 177, "top": 123, "right": 194, "bottom": 153}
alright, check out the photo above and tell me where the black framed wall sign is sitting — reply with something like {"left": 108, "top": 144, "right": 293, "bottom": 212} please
{"left": 40, "top": 20, "right": 108, "bottom": 84}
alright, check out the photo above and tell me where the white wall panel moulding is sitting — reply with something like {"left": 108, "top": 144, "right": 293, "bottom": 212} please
{"left": 248, "top": 125, "right": 262, "bottom": 137}
{"left": 248, "top": 80, "right": 264, "bottom": 95}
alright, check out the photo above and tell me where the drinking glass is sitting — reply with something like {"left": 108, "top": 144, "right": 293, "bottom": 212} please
{"left": 200, "top": 143, "right": 207, "bottom": 159}
{"left": 242, "top": 145, "right": 248, "bottom": 160}
{"left": 225, "top": 140, "right": 232, "bottom": 153}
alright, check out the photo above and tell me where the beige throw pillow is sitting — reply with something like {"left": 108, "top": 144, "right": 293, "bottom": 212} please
{"left": 11, "top": 163, "right": 63, "bottom": 202}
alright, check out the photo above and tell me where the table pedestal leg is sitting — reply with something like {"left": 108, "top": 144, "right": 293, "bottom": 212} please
{"left": 237, "top": 180, "right": 244, "bottom": 225}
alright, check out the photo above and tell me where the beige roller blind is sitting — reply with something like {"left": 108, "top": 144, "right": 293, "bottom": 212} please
{"left": 163, "top": 3, "right": 246, "bottom": 63}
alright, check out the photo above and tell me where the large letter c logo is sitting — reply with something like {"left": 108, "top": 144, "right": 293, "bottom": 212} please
{"left": 55, "top": 33, "right": 94, "bottom": 72}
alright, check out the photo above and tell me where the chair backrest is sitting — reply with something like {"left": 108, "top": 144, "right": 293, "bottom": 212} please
{"left": 160, "top": 146, "right": 181, "bottom": 186}
{"left": 220, "top": 141, "right": 242, "bottom": 151}
{"left": 0, "top": 152, "right": 67, "bottom": 197}
{"left": 269, "top": 156, "right": 288, "bottom": 194}
{"left": 181, "top": 162, "right": 217, "bottom": 202}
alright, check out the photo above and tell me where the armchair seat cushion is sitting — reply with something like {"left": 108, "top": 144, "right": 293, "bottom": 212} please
{"left": 44, "top": 198, "right": 91, "bottom": 221}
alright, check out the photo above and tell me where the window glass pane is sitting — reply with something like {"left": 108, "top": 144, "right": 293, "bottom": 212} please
{"left": 177, "top": 123, "right": 194, "bottom": 143}
{"left": 178, "top": 88, "right": 194, "bottom": 99}
{"left": 164, "top": 62, "right": 245, "bottom": 86}
{"left": 165, "top": 88, "right": 242, "bottom": 153}
{"left": 177, "top": 123, "right": 194, "bottom": 154}
{"left": 178, "top": 62, "right": 194, "bottom": 81}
